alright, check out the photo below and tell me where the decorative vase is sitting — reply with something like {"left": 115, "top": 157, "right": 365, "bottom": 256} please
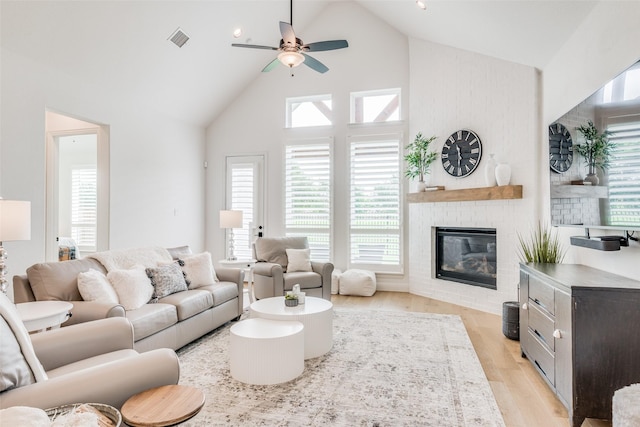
{"left": 416, "top": 181, "right": 427, "bottom": 192}
{"left": 583, "top": 164, "right": 599, "bottom": 185}
{"left": 284, "top": 298, "right": 298, "bottom": 307}
{"left": 495, "top": 163, "right": 511, "bottom": 186}
{"left": 484, "top": 154, "right": 497, "bottom": 187}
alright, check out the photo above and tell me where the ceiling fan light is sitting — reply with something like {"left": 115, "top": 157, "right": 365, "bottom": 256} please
{"left": 278, "top": 51, "right": 305, "bottom": 68}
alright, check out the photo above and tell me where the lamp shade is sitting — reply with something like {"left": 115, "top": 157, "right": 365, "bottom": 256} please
{"left": 278, "top": 51, "right": 305, "bottom": 68}
{"left": 219, "top": 210, "right": 243, "bottom": 229}
{"left": 0, "top": 200, "right": 31, "bottom": 241}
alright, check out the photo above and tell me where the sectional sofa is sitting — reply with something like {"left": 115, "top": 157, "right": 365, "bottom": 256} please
{"left": 13, "top": 246, "right": 244, "bottom": 352}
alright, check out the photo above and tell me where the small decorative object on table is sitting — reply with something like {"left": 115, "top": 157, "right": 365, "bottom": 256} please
{"left": 46, "top": 403, "right": 121, "bottom": 427}
{"left": 284, "top": 292, "right": 299, "bottom": 307}
{"left": 495, "top": 162, "right": 511, "bottom": 186}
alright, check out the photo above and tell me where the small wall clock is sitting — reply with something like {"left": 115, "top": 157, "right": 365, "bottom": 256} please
{"left": 441, "top": 129, "right": 482, "bottom": 177}
{"left": 548, "top": 122, "right": 573, "bottom": 173}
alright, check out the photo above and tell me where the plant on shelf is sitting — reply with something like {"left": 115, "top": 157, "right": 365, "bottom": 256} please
{"left": 575, "top": 120, "right": 614, "bottom": 185}
{"left": 517, "top": 222, "right": 566, "bottom": 264}
{"left": 404, "top": 132, "right": 438, "bottom": 192}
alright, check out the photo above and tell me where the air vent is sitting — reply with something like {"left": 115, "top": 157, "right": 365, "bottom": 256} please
{"left": 168, "top": 28, "right": 189, "bottom": 48}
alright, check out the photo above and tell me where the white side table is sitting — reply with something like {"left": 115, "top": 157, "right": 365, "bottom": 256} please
{"left": 218, "top": 259, "right": 256, "bottom": 303}
{"left": 16, "top": 301, "right": 73, "bottom": 333}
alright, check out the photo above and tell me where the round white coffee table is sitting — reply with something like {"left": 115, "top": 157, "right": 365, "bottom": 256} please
{"left": 229, "top": 318, "right": 304, "bottom": 385}
{"left": 15, "top": 301, "right": 73, "bottom": 333}
{"left": 250, "top": 296, "right": 333, "bottom": 359}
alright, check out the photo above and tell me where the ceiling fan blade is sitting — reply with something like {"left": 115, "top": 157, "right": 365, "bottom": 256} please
{"left": 279, "top": 21, "right": 296, "bottom": 47}
{"left": 231, "top": 43, "right": 278, "bottom": 51}
{"left": 303, "top": 40, "right": 349, "bottom": 52}
{"left": 262, "top": 58, "right": 281, "bottom": 73}
{"left": 302, "top": 53, "right": 329, "bottom": 74}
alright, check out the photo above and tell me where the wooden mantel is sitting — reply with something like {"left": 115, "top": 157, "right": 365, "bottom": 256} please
{"left": 407, "top": 185, "right": 523, "bottom": 203}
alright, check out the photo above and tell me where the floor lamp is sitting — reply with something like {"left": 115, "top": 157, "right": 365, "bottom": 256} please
{"left": 0, "top": 199, "right": 31, "bottom": 295}
{"left": 220, "top": 210, "right": 243, "bottom": 261}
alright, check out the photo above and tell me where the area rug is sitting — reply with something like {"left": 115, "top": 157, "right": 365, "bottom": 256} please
{"left": 176, "top": 308, "right": 505, "bottom": 426}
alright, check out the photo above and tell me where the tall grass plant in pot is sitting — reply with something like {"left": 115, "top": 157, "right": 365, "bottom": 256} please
{"left": 575, "top": 120, "right": 614, "bottom": 185}
{"left": 517, "top": 223, "right": 566, "bottom": 263}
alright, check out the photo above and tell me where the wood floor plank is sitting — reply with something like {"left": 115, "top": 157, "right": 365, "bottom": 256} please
{"left": 331, "top": 291, "right": 612, "bottom": 427}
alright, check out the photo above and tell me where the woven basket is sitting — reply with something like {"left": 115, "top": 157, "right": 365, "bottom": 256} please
{"left": 45, "top": 403, "right": 121, "bottom": 427}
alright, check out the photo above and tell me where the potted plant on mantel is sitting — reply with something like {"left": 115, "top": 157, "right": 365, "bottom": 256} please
{"left": 575, "top": 120, "right": 614, "bottom": 185}
{"left": 404, "top": 132, "right": 438, "bottom": 192}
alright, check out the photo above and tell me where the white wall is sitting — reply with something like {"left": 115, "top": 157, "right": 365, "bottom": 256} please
{"left": 206, "top": 1, "right": 410, "bottom": 290}
{"left": 407, "top": 39, "right": 539, "bottom": 314}
{"left": 542, "top": 1, "right": 640, "bottom": 281}
{"left": 0, "top": 46, "right": 206, "bottom": 291}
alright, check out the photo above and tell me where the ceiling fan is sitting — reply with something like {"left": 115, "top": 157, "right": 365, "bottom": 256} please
{"left": 231, "top": 0, "right": 348, "bottom": 74}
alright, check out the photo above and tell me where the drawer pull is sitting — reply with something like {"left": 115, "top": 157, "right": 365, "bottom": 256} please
{"left": 553, "top": 329, "right": 562, "bottom": 339}
{"left": 522, "top": 302, "right": 528, "bottom": 310}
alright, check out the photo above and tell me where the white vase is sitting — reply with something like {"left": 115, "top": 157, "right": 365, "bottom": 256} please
{"left": 484, "top": 154, "right": 497, "bottom": 187}
{"left": 416, "top": 181, "right": 427, "bottom": 192}
{"left": 495, "top": 163, "right": 511, "bottom": 186}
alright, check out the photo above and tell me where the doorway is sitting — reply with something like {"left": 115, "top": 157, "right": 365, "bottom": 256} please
{"left": 45, "top": 111, "right": 110, "bottom": 261}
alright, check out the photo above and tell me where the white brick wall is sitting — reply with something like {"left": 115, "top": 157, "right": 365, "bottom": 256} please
{"left": 408, "top": 38, "right": 538, "bottom": 315}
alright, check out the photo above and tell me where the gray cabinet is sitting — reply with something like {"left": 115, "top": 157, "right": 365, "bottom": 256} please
{"left": 519, "top": 263, "right": 640, "bottom": 427}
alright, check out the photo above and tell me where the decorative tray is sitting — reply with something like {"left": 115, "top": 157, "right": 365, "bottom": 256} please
{"left": 45, "top": 403, "right": 121, "bottom": 427}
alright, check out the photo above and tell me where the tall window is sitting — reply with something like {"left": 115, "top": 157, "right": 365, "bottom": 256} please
{"left": 71, "top": 167, "right": 97, "bottom": 253}
{"left": 286, "top": 95, "right": 332, "bottom": 128}
{"left": 606, "top": 121, "right": 640, "bottom": 226}
{"left": 284, "top": 140, "right": 332, "bottom": 260}
{"left": 349, "top": 135, "right": 402, "bottom": 273}
{"left": 350, "top": 88, "right": 401, "bottom": 124}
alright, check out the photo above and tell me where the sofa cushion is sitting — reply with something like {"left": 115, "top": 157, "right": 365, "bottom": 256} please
{"left": 146, "top": 263, "right": 188, "bottom": 299}
{"left": 77, "top": 269, "right": 119, "bottom": 304}
{"left": 107, "top": 266, "right": 154, "bottom": 311}
{"left": 158, "top": 290, "right": 213, "bottom": 321}
{"left": 179, "top": 252, "right": 218, "bottom": 288}
{"left": 283, "top": 272, "right": 322, "bottom": 291}
{"left": 166, "top": 245, "right": 192, "bottom": 260}
{"left": 26, "top": 258, "right": 106, "bottom": 301}
{"left": 125, "top": 303, "right": 178, "bottom": 341}
{"left": 197, "top": 281, "right": 239, "bottom": 307}
{"left": 254, "top": 237, "right": 308, "bottom": 268}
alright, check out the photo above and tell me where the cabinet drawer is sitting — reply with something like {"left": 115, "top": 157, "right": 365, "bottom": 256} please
{"left": 528, "top": 301, "right": 555, "bottom": 351}
{"left": 529, "top": 275, "right": 554, "bottom": 315}
{"left": 526, "top": 329, "right": 555, "bottom": 386}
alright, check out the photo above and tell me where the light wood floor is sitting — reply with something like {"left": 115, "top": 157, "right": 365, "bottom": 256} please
{"left": 330, "top": 291, "right": 612, "bottom": 427}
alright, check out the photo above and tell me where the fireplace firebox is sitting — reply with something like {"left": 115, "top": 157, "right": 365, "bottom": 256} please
{"left": 435, "top": 227, "right": 497, "bottom": 290}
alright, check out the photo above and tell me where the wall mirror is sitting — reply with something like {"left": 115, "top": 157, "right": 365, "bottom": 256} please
{"left": 549, "top": 59, "right": 640, "bottom": 231}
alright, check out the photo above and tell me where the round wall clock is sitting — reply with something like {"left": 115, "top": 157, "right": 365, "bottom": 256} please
{"left": 441, "top": 129, "right": 482, "bottom": 177}
{"left": 548, "top": 122, "right": 573, "bottom": 173}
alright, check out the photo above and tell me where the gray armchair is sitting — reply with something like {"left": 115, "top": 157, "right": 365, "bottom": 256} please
{"left": 252, "top": 237, "right": 333, "bottom": 301}
{"left": 0, "top": 292, "right": 180, "bottom": 410}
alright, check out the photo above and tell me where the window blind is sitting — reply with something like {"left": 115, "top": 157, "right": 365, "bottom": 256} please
{"left": 71, "top": 167, "right": 97, "bottom": 253}
{"left": 284, "top": 141, "right": 332, "bottom": 261}
{"left": 607, "top": 122, "right": 640, "bottom": 226}
{"left": 349, "top": 137, "right": 401, "bottom": 272}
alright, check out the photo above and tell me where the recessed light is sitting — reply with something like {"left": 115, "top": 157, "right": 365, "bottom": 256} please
{"left": 233, "top": 28, "right": 243, "bottom": 38}
{"left": 416, "top": 0, "right": 426, "bottom": 10}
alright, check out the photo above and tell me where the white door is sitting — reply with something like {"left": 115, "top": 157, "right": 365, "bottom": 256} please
{"left": 225, "top": 155, "right": 265, "bottom": 260}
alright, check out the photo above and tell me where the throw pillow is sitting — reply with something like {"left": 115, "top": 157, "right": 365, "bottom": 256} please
{"left": 146, "top": 263, "right": 188, "bottom": 299}
{"left": 286, "top": 248, "right": 312, "bottom": 272}
{"left": 180, "top": 252, "right": 218, "bottom": 289}
{"left": 0, "top": 293, "right": 48, "bottom": 392}
{"left": 167, "top": 245, "right": 192, "bottom": 260}
{"left": 107, "top": 265, "right": 153, "bottom": 310}
{"left": 77, "top": 269, "right": 119, "bottom": 304}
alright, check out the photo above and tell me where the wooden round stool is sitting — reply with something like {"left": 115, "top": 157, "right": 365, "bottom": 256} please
{"left": 121, "top": 384, "right": 205, "bottom": 426}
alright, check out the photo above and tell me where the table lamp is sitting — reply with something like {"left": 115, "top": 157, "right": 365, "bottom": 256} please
{"left": 219, "top": 210, "right": 243, "bottom": 261}
{"left": 0, "top": 199, "right": 31, "bottom": 295}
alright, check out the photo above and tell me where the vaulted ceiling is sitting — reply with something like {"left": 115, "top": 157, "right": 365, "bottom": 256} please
{"left": 0, "top": 1, "right": 598, "bottom": 127}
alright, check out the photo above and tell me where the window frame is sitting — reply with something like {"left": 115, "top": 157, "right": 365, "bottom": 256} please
{"left": 350, "top": 88, "right": 401, "bottom": 124}
{"left": 285, "top": 94, "right": 333, "bottom": 129}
